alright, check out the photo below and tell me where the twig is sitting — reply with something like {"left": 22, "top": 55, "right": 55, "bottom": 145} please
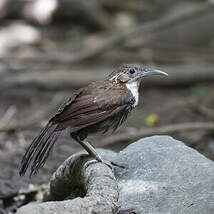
{"left": 0, "top": 93, "right": 64, "bottom": 132}
{"left": 102, "top": 122, "right": 214, "bottom": 145}
{"left": 189, "top": 100, "right": 214, "bottom": 121}
{"left": 2, "top": 64, "right": 214, "bottom": 90}
{"left": 0, "top": 106, "right": 16, "bottom": 129}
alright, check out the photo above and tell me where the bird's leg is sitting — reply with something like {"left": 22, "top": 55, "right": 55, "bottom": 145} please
{"left": 75, "top": 138, "right": 103, "bottom": 161}
{"left": 72, "top": 135, "right": 112, "bottom": 169}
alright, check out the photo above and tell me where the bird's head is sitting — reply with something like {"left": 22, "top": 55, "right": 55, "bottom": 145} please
{"left": 108, "top": 64, "right": 168, "bottom": 84}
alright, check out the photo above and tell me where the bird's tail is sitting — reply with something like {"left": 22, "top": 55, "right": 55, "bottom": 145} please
{"left": 19, "top": 122, "right": 62, "bottom": 176}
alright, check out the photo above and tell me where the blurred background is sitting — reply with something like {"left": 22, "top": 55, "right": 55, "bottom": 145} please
{"left": 0, "top": 0, "right": 214, "bottom": 213}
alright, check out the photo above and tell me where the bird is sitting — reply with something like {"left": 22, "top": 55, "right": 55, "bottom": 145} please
{"left": 19, "top": 64, "right": 168, "bottom": 176}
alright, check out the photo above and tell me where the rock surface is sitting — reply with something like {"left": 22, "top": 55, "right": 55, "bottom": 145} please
{"left": 113, "top": 135, "right": 214, "bottom": 214}
{"left": 17, "top": 136, "right": 214, "bottom": 214}
{"left": 17, "top": 150, "right": 119, "bottom": 214}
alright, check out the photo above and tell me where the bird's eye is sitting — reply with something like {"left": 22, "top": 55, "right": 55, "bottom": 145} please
{"left": 129, "top": 69, "right": 135, "bottom": 74}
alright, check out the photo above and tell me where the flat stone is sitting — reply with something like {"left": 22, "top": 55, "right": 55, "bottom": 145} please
{"left": 113, "top": 135, "right": 214, "bottom": 214}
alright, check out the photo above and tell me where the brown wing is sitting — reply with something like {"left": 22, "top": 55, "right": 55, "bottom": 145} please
{"left": 51, "top": 81, "right": 132, "bottom": 133}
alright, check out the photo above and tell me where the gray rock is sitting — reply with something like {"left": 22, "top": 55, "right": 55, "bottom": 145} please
{"left": 0, "top": 200, "right": 6, "bottom": 214}
{"left": 17, "top": 136, "right": 214, "bottom": 214}
{"left": 17, "top": 149, "right": 119, "bottom": 214}
{"left": 113, "top": 135, "right": 214, "bottom": 214}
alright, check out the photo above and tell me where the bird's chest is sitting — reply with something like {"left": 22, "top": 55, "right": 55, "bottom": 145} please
{"left": 125, "top": 81, "right": 140, "bottom": 108}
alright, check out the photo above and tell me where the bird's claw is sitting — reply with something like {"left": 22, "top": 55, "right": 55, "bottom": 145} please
{"left": 84, "top": 158, "right": 113, "bottom": 170}
{"left": 110, "top": 161, "right": 126, "bottom": 169}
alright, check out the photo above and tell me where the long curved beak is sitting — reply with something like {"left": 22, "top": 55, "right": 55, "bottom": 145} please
{"left": 141, "top": 68, "right": 168, "bottom": 77}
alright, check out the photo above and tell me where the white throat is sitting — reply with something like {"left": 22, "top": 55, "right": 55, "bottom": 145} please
{"left": 126, "top": 81, "right": 140, "bottom": 107}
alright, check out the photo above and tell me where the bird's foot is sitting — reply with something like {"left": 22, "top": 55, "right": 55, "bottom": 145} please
{"left": 84, "top": 156, "right": 125, "bottom": 170}
{"left": 84, "top": 157, "right": 113, "bottom": 170}
{"left": 96, "top": 156, "right": 126, "bottom": 169}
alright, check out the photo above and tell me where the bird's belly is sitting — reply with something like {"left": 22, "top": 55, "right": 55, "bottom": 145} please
{"left": 74, "top": 112, "right": 127, "bottom": 138}
{"left": 83, "top": 116, "right": 118, "bottom": 134}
